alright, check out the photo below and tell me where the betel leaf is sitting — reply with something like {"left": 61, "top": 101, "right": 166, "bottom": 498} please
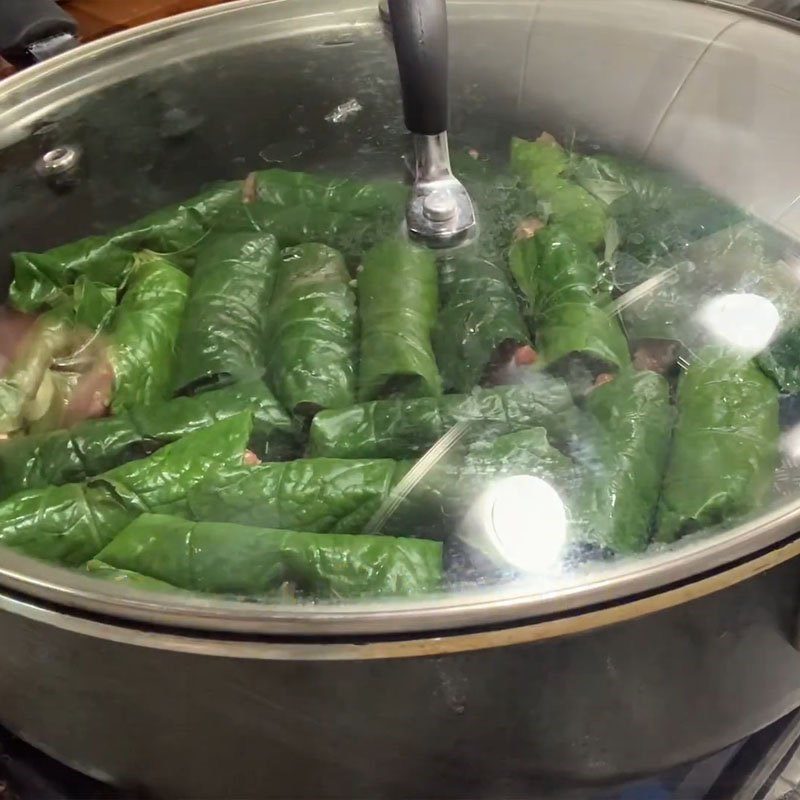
{"left": 264, "top": 244, "right": 357, "bottom": 416}
{"left": 434, "top": 253, "right": 531, "bottom": 392}
{"left": 172, "top": 233, "right": 280, "bottom": 393}
{"left": 509, "top": 226, "right": 629, "bottom": 372}
{"left": 308, "top": 377, "right": 577, "bottom": 460}
{"left": 212, "top": 202, "right": 402, "bottom": 267}
{"left": 250, "top": 169, "right": 408, "bottom": 218}
{"left": 95, "top": 513, "right": 442, "bottom": 598}
{"left": 655, "top": 350, "right": 779, "bottom": 544}
{"left": 579, "top": 369, "right": 673, "bottom": 553}
{"left": 109, "top": 252, "right": 189, "bottom": 412}
{"left": 358, "top": 239, "right": 442, "bottom": 400}
{"left": 0, "top": 413, "right": 254, "bottom": 566}
{"left": 188, "top": 457, "right": 406, "bottom": 535}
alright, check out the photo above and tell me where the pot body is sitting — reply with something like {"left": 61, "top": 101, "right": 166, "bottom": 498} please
{"left": 2, "top": 555, "right": 800, "bottom": 797}
{"left": 3, "top": 0, "right": 800, "bottom": 793}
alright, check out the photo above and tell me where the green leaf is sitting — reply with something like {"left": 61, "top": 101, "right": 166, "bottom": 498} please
{"left": 308, "top": 378, "right": 577, "bottom": 460}
{"left": 655, "top": 351, "right": 779, "bottom": 543}
{"left": 109, "top": 252, "right": 190, "bottom": 411}
{"left": 95, "top": 513, "right": 442, "bottom": 598}
{"left": 434, "top": 253, "right": 531, "bottom": 392}
{"left": 580, "top": 369, "right": 673, "bottom": 553}
{"left": 264, "top": 244, "right": 357, "bottom": 416}
{"left": 0, "top": 413, "right": 254, "bottom": 566}
{"left": 172, "top": 233, "right": 280, "bottom": 393}
{"left": 189, "top": 458, "right": 405, "bottom": 535}
{"left": 358, "top": 239, "right": 442, "bottom": 400}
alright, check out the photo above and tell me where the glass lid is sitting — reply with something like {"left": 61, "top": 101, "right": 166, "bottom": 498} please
{"left": 0, "top": 0, "right": 799, "bottom": 634}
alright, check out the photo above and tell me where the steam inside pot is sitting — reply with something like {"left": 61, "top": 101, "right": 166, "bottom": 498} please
{"left": 0, "top": 132, "right": 795, "bottom": 604}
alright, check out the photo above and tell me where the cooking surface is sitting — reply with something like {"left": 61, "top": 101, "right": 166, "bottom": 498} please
{"left": 5, "top": 710, "right": 800, "bottom": 799}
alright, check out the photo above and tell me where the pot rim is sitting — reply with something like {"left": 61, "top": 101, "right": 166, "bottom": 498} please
{"left": 0, "top": 0, "right": 798, "bottom": 638}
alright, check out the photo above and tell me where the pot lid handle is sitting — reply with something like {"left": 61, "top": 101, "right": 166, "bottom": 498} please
{"left": 388, "top": 0, "right": 448, "bottom": 136}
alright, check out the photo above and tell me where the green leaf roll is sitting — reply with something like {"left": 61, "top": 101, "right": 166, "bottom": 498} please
{"left": 0, "top": 413, "right": 254, "bottom": 565}
{"left": 211, "top": 202, "right": 402, "bottom": 265}
{"left": 510, "top": 227, "right": 629, "bottom": 371}
{"left": 249, "top": 170, "right": 408, "bottom": 217}
{"left": 0, "top": 380, "right": 295, "bottom": 498}
{"left": 9, "top": 182, "right": 242, "bottom": 313}
{"left": 0, "top": 482, "right": 136, "bottom": 566}
{"left": 510, "top": 136, "right": 607, "bottom": 249}
{"left": 308, "top": 378, "right": 577, "bottom": 460}
{"left": 655, "top": 351, "right": 779, "bottom": 544}
{"left": 434, "top": 253, "right": 531, "bottom": 392}
{"left": 358, "top": 239, "right": 442, "bottom": 400}
{"left": 109, "top": 253, "right": 189, "bottom": 411}
{"left": 95, "top": 513, "right": 442, "bottom": 598}
{"left": 172, "top": 233, "right": 280, "bottom": 393}
{"left": 581, "top": 369, "right": 673, "bottom": 553}
{"left": 264, "top": 244, "right": 357, "bottom": 415}
{"left": 189, "top": 458, "right": 406, "bottom": 534}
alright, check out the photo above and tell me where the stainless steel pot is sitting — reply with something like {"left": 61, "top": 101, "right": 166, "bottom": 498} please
{"left": 3, "top": 0, "right": 800, "bottom": 795}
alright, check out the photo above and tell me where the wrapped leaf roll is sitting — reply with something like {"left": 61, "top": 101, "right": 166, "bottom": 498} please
{"left": 308, "top": 377, "right": 576, "bottom": 460}
{"left": 510, "top": 135, "right": 607, "bottom": 249}
{"left": 0, "top": 413, "right": 254, "bottom": 565}
{"left": 0, "top": 380, "right": 294, "bottom": 498}
{"left": 95, "top": 513, "right": 442, "bottom": 598}
{"left": 264, "top": 244, "right": 357, "bottom": 416}
{"left": 655, "top": 351, "right": 779, "bottom": 544}
{"left": 172, "top": 233, "right": 280, "bottom": 393}
{"left": 248, "top": 170, "right": 408, "bottom": 218}
{"left": 85, "top": 560, "right": 183, "bottom": 593}
{"left": 189, "top": 458, "right": 406, "bottom": 534}
{"left": 212, "top": 202, "right": 401, "bottom": 265}
{"left": 10, "top": 182, "right": 241, "bottom": 313}
{"left": 109, "top": 253, "right": 189, "bottom": 411}
{"left": 358, "top": 239, "right": 442, "bottom": 400}
{"left": 510, "top": 227, "right": 629, "bottom": 372}
{"left": 434, "top": 253, "right": 532, "bottom": 392}
{"left": 581, "top": 369, "right": 673, "bottom": 553}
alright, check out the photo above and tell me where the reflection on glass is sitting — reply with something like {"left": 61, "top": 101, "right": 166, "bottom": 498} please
{"left": 781, "top": 423, "right": 800, "bottom": 464}
{"left": 459, "top": 475, "right": 568, "bottom": 573}
{"left": 697, "top": 293, "right": 779, "bottom": 356}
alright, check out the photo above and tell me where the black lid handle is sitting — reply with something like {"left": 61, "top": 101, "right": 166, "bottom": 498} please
{"left": 0, "top": 0, "right": 77, "bottom": 56}
{"left": 388, "top": 0, "right": 449, "bottom": 136}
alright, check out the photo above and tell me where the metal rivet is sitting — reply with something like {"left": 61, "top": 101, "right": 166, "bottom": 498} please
{"left": 35, "top": 144, "right": 81, "bottom": 178}
{"left": 422, "top": 190, "right": 457, "bottom": 222}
